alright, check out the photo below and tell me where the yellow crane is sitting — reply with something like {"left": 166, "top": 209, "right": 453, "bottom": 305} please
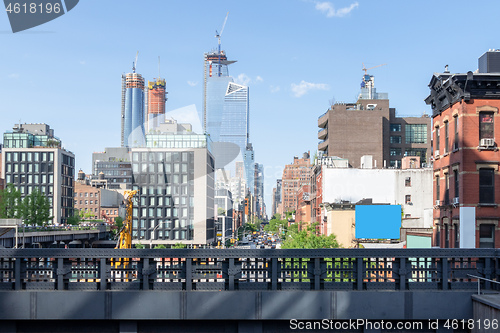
{"left": 115, "top": 190, "right": 137, "bottom": 249}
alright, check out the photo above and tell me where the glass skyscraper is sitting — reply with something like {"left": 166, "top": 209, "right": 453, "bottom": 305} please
{"left": 203, "top": 50, "right": 252, "bottom": 186}
{"left": 122, "top": 72, "right": 145, "bottom": 148}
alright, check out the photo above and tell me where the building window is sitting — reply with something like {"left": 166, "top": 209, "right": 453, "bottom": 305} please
{"left": 479, "top": 112, "right": 494, "bottom": 140}
{"left": 390, "top": 136, "right": 401, "bottom": 144}
{"left": 405, "top": 177, "right": 411, "bottom": 187}
{"left": 405, "top": 195, "right": 411, "bottom": 204}
{"left": 445, "top": 224, "right": 449, "bottom": 248}
{"left": 454, "top": 169, "right": 459, "bottom": 201}
{"left": 444, "top": 173, "right": 449, "bottom": 205}
{"left": 390, "top": 148, "right": 402, "bottom": 156}
{"left": 479, "top": 168, "right": 495, "bottom": 204}
{"left": 390, "top": 124, "right": 401, "bottom": 132}
{"left": 435, "top": 127, "right": 440, "bottom": 152}
{"left": 453, "top": 116, "right": 459, "bottom": 150}
{"left": 479, "top": 224, "right": 495, "bottom": 248}
{"left": 405, "top": 124, "right": 427, "bottom": 144}
{"left": 444, "top": 121, "right": 449, "bottom": 153}
{"left": 454, "top": 225, "right": 459, "bottom": 248}
{"left": 435, "top": 175, "right": 440, "bottom": 203}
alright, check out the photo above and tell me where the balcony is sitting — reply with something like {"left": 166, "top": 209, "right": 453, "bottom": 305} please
{"left": 318, "top": 111, "right": 329, "bottom": 128}
{"left": 318, "top": 140, "right": 328, "bottom": 152}
{"left": 318, "top": 128, "right": 328, "bottom": 140}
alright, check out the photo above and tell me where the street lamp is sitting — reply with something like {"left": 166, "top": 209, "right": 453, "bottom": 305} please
{"left": 150, "top": 221, "right": 166, "bottom": 249}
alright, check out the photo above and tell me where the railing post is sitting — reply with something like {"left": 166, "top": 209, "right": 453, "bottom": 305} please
{"left": 271, "top": 258, "right": 278, "bottom": 291}
{"left": 441, "top": 258, "right": 449, "bottom": 290}
{"left": 57, "top": 258, "right": 64, "bottom": 290}
{"left": 397, "top": 257, "right": 407, "bottom": 291}
{"left": 484, "top": 257, "right": 491, "bottom": 290}
{"left": 356, "top": 257, "right": 363, "bottom": 290}
{"left": 100, "top": 258, "right": 108, "bottom": 291}
{"left": 228, "top": 258, "right": 235, "bottom": 291}
{"left": 14, "top": 257, "right": 22, "bottom": 290}
{"left": 142, "top": 258, "right": 150, "bottom": 290}
{"left": 314, "top": 258, "right": 320, "bottom": 290}
{"left": 186, "top": 258, "right": 192, "bottom": 291}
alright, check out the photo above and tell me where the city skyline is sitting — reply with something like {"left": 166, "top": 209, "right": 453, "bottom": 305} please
{"left": 1, "top": 0, "right": 500, "bottom": 211}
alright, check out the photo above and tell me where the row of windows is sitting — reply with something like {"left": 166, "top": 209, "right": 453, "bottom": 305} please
{"left": 132, "top": 151, "right": 192, "bottom": 163}
{"left": 5, "top": 151, "right": 54, "bottom": 162}
{"left": 132, "top": 162, "right": 192, "bottom": 174}
{"left": 132, "top": 207, "right": 192, "bottom": 219}
{"left": 389, "top": 124, "right": 428, "bottom": 144}
{"left": 435, "top": 223, "right": 495, "bottom": 248}
{"left": 5, "top": 174, "right": 54, "bottom": 185}
{"left": 5, "top": 162, "right": 54, "bottom": 173}
{"left": 75, "top": 192, "right": 98, "bottom": 197}
{"left": 75, "top": 200, "right": 99, "bottom": 205}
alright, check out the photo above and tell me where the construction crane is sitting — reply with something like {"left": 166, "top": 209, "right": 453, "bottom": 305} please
{"left": 362, "top": 63, "right": 387, "bottom": 75}
{"left": 215, "top": 12, "right": 229, "bottom": 77}
{"left": 132, "top": 51, "right": 139, "bottom": 73}
{"left": 115, "top": 190, "right": 137, "bottom": 249}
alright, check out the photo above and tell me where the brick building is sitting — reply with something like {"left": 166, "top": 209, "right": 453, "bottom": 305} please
{"left": 281, "top": 152, "right": 312, "bottom": 215}
{"left": 318, "top": 75, "right": 431, "bottom": 169}
{"left": 425, "top": 50, "right": 500, "bottom": 248}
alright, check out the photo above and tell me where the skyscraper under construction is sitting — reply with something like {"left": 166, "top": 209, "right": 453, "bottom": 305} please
{"left": 121, "top": 71, "right": 145, "bottom": 147}
{"left": 146, "top": 78, "right": 167, "bottom": 132}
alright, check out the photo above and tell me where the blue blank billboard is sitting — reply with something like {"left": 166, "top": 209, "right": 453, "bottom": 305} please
{"left": 355, "top": 205, "right": 401, "bottom": 239}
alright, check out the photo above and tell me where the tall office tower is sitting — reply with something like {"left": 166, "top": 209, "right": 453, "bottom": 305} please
{"left": 2, "top": 123, "right": 74, "bottom": 224}
{"left": 122, "top": 72, "right": 145, "bottom": 147}
{"left": 146, "top": 78, "right": 167, "bottom": 132}
{"left": 244, "top": 143, "right": 254, "bottom": 194}
{"left": 203, "top": 49, "right": 250, "bottom": 171}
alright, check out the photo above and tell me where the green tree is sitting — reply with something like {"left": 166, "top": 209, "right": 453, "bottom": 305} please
{"left": 135, "top": 242, "right": 145, "bottom": 249}
{"left": 217, "top": 207, "right": 226, "bottom": 216}
{"left": 0, "top": 183, "right": 22, "bottom": 218}
{"left": 21, "top": 189, "right": 53, "bottom": 226}
{"left": 172, "top": 242, "right": 187, "bottom": 249}
{"left": 282, "top": 222, "right": 339, "bottom": 249}
{"left": 154, "top": 244, "right": 166, "bottom": 249}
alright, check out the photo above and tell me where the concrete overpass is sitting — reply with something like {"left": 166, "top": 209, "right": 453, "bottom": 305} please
{"left": 0, "top": 248, "right": 498, "bottom": 332}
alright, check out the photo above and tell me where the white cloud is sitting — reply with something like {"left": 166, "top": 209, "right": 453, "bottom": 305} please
{"left": 8, "top": 73, "right": 19, "bottom": 79}
{"left": 291, "top": 80, "right": 329, "bottom": 97}
{"left": 270, "top": 85, "right": 280, "bottom": 93}
{"left": 256, "top": 76, "right": 264, "bottom": 82}
{"left": 234, "top": 73, "right": 251, "bottom": 86}
{"left": 314, "top": 1, "right": 359, "bottom": 18}
{"left": 187, "top": 81, "right": 198, "bottom": 87}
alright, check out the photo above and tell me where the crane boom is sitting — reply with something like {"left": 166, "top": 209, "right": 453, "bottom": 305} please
{"left": 362, "top": 62, "right": 387, "bottom": 75}
{"left": 132, "top": 51, "right": 139, "bottom": 73}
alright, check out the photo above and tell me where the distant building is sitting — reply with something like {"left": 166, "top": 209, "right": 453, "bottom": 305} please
{"left": 281, "top": 152, "right": 312, "bottom": 214}
{"left": 272, "top": 179, "right": 282, "bottom": 217}
{"left": 1, "top": 123, "right": 74, "bottom": 224}
{"left": 425, "top": 50, "right": 500, "bottom": 248}
{"left": 122, "top": 71, "right": 145, "bottom": 147}
{"left": 146, "top": 78, "right": 167, "bottom": 132}
{"left": 130, "top": 124, "right": 215, "bottom": 246}
{"left": 318, "top": 75, "right": 431, "bottom": 168}
{"left": 215, "top": 188, "right": 233, "bottom": 245}
{"left": 74, "top": 170, "right": 124, "bottom": 221}
{"left": 0, "top": 144, "right": 4, "bottom": 190}
{"left": 92, "top": 147, "right": 132, "bottom": 190}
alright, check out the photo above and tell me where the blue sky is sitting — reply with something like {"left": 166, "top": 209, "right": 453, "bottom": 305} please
{"left": 1, "top": 0, "right": 500, "bottom": 213}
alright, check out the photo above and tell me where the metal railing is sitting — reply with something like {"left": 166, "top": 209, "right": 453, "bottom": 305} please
{"left": 0, "top": 248, "right": 498, "bottom": 292}
{"left": 467, "top": 274, "right": 500, "bottom": 295}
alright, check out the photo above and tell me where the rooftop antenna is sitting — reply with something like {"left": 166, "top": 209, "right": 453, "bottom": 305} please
{"left": 215, "top": 12, "right": 229, "bottom": 77}
{"left": 132, "top": 51, "right": 139, "bottom": 73}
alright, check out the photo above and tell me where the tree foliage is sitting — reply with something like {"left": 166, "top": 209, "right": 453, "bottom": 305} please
{"left": 264, "top": 214, "right": 288, "bottom": 235}
{"left": 172, "top": 242, "right": 187, "bottom": 249}
{"left": 0, "top": 183, "right": 22, "bottom": 218}
{"left": 20, "top": 189, "right": 53, "bottom": 226}
{"left": 282, "top": 222, "right": 339, "bottom": 249}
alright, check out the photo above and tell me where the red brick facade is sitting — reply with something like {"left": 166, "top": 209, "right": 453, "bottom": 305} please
{"left": 431, "top": 94, "right": 500, "bottom": 248}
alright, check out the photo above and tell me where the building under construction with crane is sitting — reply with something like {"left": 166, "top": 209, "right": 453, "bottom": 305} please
{"left": 317, "top": 66, "right": 431, "bottom": 169}
{"left": 121, "top": 52, "right": 145, "bottom": 148}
